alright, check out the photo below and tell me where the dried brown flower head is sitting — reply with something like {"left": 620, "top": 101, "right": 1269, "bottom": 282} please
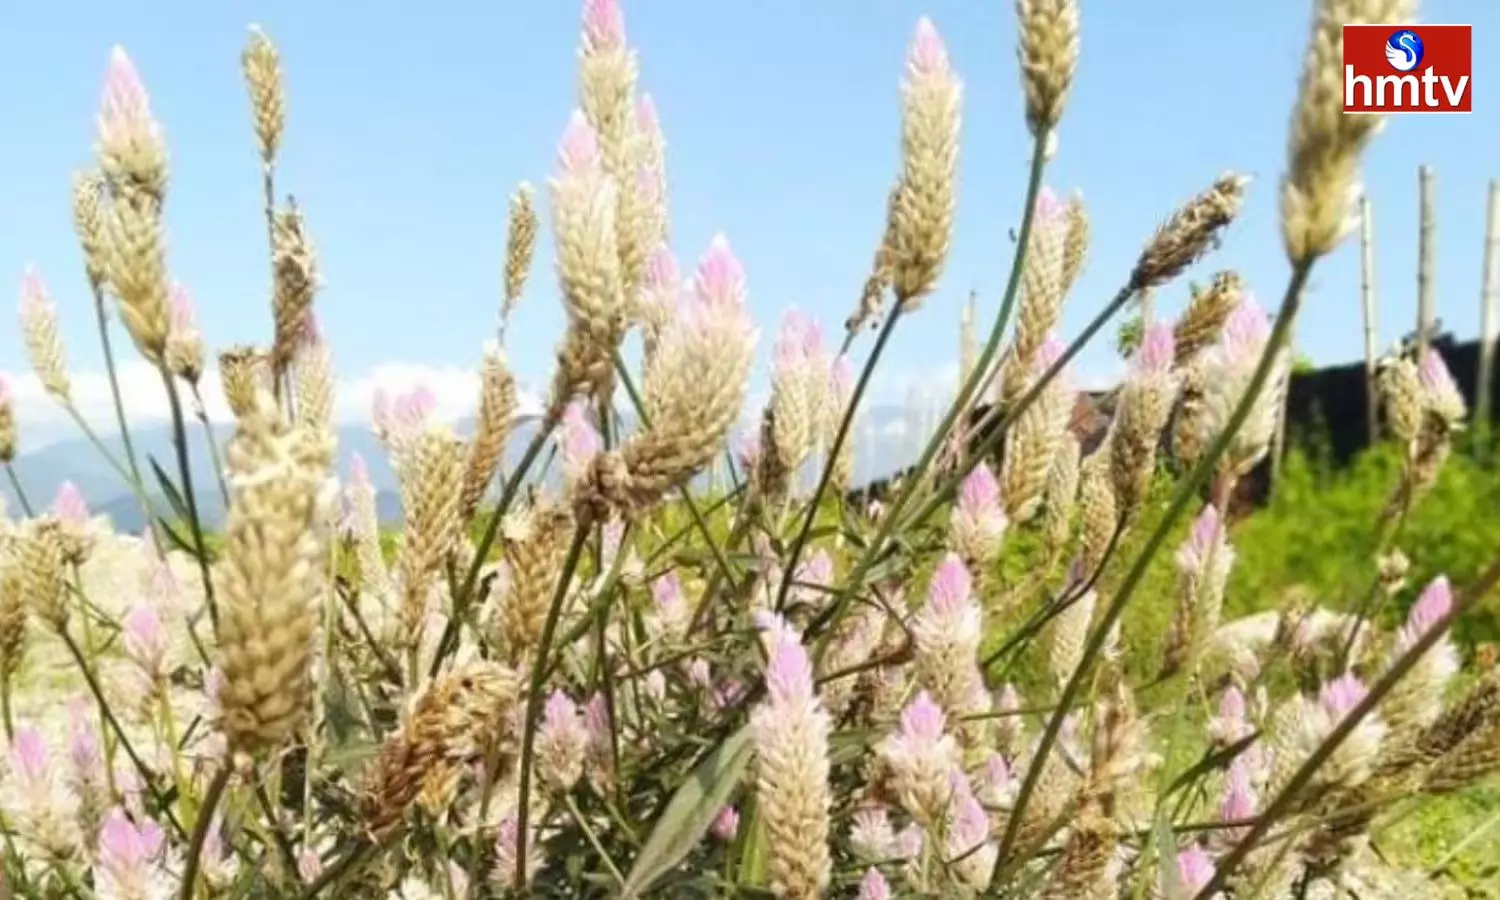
{"left": 1132, "top": 172, "right": 1249, "bottom": 291}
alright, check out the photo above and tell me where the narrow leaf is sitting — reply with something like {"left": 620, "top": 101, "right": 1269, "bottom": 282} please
{"left": 621, "top": 724, "right": 752, "bottom": 898}
{"left": 148, "top": 455, "right": 192, "bottom": 524}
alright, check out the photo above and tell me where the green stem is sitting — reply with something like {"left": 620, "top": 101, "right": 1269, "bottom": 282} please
{"left": 429, "top": 421, "right": 556, "bottom": 678}
{"left": 802, "top": 136, "right": 1052, "bottom": 653}
{"left": 160, "top": 366, "right": 219, "bottom": 632}
{"left": 57, "top": 626, "right": 185, "bottom": 838}
{"left": 89, "top": 280, "right": 162, "bottom": 554}
{"left": 996, "top": 259, "right": 1314, "bottom": 883}
{"left": 190, "top": 383, "right": 231, "bottom": 508}
{"left": 1196, "top": 551, "right": 1500, "bottom": 899}
{"left": 1, "top": 676, "right": 13, "bottom": 741}
{"left": 3, "top": 464, "right": 32, "bottom": 517}
{"left": 564, "top": 792, "right": 625, "bottom": 887}
{"left": 774, "top": 305, "right": 902, "bottom": 614}
{"left": 502, "top": 523, "right": 591, "bottom": 892}
{"left": 611, "top": 352, "right": 737, "bottom": 591}
{"left": 178, "top": 765, "right": 233, "bottom": 900}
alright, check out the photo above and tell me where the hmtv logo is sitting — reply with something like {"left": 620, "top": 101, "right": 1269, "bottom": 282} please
{"left": 1343, "top": 24, "right": 1472, "bottom": 113}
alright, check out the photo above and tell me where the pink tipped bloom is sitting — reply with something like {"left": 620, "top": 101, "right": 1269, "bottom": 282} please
{"left": 560, "top": 401, "right": 602, "bottom": 480}
{"left": 537, "top": 690, "right": 590, "bottom": 792}
{"left": 1320, "top": 673, "right": 1368, "bottom": 720}
{"left": 1034, "top": 333, "right": 1067, "bottom": 374}
{"left": 123, "top": 603, "right": 168, "bottom": 678}
{"left": 1219, "top": 294, "right": 1271, "bottom": 368}
{"left": 394, "top": 384, "right": 437, "bottom": 432}
{"left": 66, "top": 698, "right": 102, "bottom": 775}
{"left": 644, "top": 245, "right": 680, "bottom": 294}
{"left": 1174, "top": 845, "right": 1216, "bottom": 895}
{"left": 297, "top": 846, "right": 323, "bottom": 882}
{"left": 169, "top": 281, "right": 198, "bottom": 331}
{"left": 1417, "top": 348, "right": 1465, "bottom": 417}
{"left": 370, "top": 388, "right": 392, "bottom": 435}
{"left": 763, "top": 629, "right": 816, "bottom": 709}
{"left": 1133, "top": 321, "right": 1176, "bottom": 376}
{"left": 1219, "top": 685, "right": 1246, "bottom": 723}
{"left": 857, "top": 868, "right": 891, "bottom": 900}
{"left": 1220, "top": 757, "right": 1256, "bottom": 823}
{"left": 52, "top": 481, "right": 89, "bottom": 527}
{"left": 581, "top": 0, "right": 626, "bottom": 51}
{"left": 831, "top": 354, "right": 855, "bottom": 405}
{"left": 793, "top": 550, "right": 834, "bottom": 603}
{"left": 96, "top": 807, "right": 165, "bottom": 897}
{"left": 879, "top": 692, "right": 959, "bottom": 824}
{"left": 636, "top": 94, "right": 659, "bottom": 132}
{"left": 1404, "top": 575, "right": 1452, "bottom": 643}
{"left": 9, "top": 727, "right": 48, "bottom": 785}
{"left": 907, "top": 17, "right": 952, "bottom": 78}
{"left": 1033, "top": 186, "right": 1066, "bottom": 229}
{"left": 978, "top": 751, "right": 1014, "bottom": 806}
{"left": 97, "top": 46, "right": 159, "bottom": 152}
{"left": 19, "top": 265, "right": 53, "bottom": 319}
{"left": 1176, "top": 505, "right": 1225, "bottom": 574}
{"left": 694, "top": 234, "right": 748, "bottom": 313}
{"left": 951, "top": 462, "right": 1007, "bottom": 563}
{"left": 557, "top": 111, "right": 602, "bottom": 174}
{"left": 774, "top": 308, "right": 820, "bottom": 370}
{"left": 711, "top": 805, "right": 740, "bottom": 841}
{"left": 927, "top": 552, "right": 973, "bottom": 616}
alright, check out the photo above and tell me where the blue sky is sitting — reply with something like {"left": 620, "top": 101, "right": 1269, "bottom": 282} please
{"left": 1, "top": 0, "right": 1496, "bottom": 441}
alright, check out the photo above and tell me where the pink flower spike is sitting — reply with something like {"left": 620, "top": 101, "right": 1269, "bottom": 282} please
{"left": 581, "top": 0, "right": 626, "bottom": 51}
{"left": 651, "top": 571, "right": 683, "bottom": 613}
{"left": 67, "top": 697, "right": 102, "bottom": 773}
{"left": 123, "top": 603, "right": 167, "bottom": 675}
{"left": 1033, "top": 186, "right": 1066, "bottom": 227}
{"left": 53, "top": 481, "right": 89, "bottom": 527}
{"left": 1133, "top": 321, "right": 1175, "bottom": 376}
{"left": 958, "top": 463, "right": 1000, "bottom": 512}
{"left": 169, "top": 281, "right": 197, "bottom": 330}
{"left": 560, "top": 401, "right": 602, "bottom": 475}
{"left": 1218, "top": 685, "right": 1246, "bottom": 723}
{"left": 1176, "top": 504, "right": 1223, "bottom": 572}
{"left": 636, "top": 94, "right": 659, "bottom": 132}
{"left": 1175, "top": 845, "right": 1216, "bottom": 894}
{"left": 9, "top": 727, "right": 48, "bottom": 783}
{"left": 19, "top": 265, "right": 52, "bottom": 316}
{"left": 898, "top": 691, "right": 947, "bottom": 743}
{"left": 1418, "top": 348, "right": 1459, "bottom": 397}
{"left": 1406, "top": 575, "right": 1453, "bottom": 640}
{"left": 97, "top": 807, "right": 164, "bottom": 887}
{"left": 98, "top": 46, "right": 155, "bottom": 148}
{"left": 349, "top": 453, "right": 371, "bottom": 488}
{"left": 857, "top": 867, "right": 892, "bottom": 900}
{"left": 557, "top": 111, "right": 602, "bottom": 174}
{"left": 1220, "top": 757, "right": 1256, "bottom": 822}
{"left": 1034, "top": 333, "right": 1067, "bottom": 374}
{"left": 1319, "top": 673, "right": 1368, "bottom": 720}
{"left": 927, "top": 552, "right": 972, "bottom": 615}
{"left": 694, "top": 234, "right": 747, "bottom": 312}
{"left": 763, "top": 630, "right": 815, "bottom": 707}
{"left": 710, "top": 805, "right": 740, "bottom": 841}
{"left": 645, "top": 245, "right": 679, "bottom": 294}
{"left": 907, "top": 17, "right": 951, "bottom": 78}
{"left": 1220, "top": 294, "right": 1270, "bottom": 365}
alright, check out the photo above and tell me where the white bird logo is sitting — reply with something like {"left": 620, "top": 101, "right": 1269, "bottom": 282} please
{"left": 1385, "top": 31, "right": 1422, "bottom": 72}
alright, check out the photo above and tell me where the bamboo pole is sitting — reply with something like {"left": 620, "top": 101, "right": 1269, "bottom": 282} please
{"left": 1417, "top": 165, "right": 1436, "bottom": 356}
{"left": 1478, "top": 179, "right": 1500, "bottom": 432}
{"left": 1360, "top": 195, "right": 1379, "bottom": 445}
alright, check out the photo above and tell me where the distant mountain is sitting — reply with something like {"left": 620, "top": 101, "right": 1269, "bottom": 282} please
{"left": 2, "top": 401, "right": 939, "bottom": 533}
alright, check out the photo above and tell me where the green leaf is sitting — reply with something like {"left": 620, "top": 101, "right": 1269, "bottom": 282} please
{"left": 621, "top": 724, "right": 752, "bottom": 899}
{"left": 148, "top": 455, "right": 192, "bottom": 524}
{"left": 735, "top": 799, "right": 768, "bottom": 889}
{"left": 156, "top": 517, "right": 199, "bottom": 558}
{"left": 1155, "top": 816, "right": 1186, "bottom": 900}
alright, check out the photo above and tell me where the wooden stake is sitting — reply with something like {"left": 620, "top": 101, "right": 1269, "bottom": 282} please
{"left": 1479, "top": 180, "right": 1500, "bottom": 432}
{"left": 1417, "top": 165, "right": 1436, "bottom": 356}
{"left": 1360, "top": 195, "right": 1379, "bottom": 445}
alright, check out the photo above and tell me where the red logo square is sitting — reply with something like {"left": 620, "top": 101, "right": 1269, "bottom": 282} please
{"left": 1343, "top": 24, "right": 1472, "bottom": 113}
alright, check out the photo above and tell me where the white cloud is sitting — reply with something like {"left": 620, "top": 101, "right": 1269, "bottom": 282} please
{"left": 0, "top": 359, "right": 545, "bottom": 450}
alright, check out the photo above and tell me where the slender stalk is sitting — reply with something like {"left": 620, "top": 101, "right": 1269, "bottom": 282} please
{"left": 161, "top": 366, "right": 219, "bottom": 631}
{"left": 564, "top": 793, "right": 626, "bottom": 887}
{"left": 506, "top": 524, "right": 591, "bottom": 891}
{"left": 89, "top": 280, "right": 160, "bottom": 551}
{"left": 1359, "top": 196, "right": 1380, "bottom": 445}
{"left": 611, "top": 352, "right": 737, "bottom": 590}
{"left": 803, "top": 136, "right": 1054, "bottom": 650}
{"left": 1, "top": 677, "right": 13, "bottom": 741}
{"left": 58, "top": 627, "right": 186, "bottom": 838}
{"left": 467, "top": 523, "right": 590, "bottom": 896}
{"left": 178, "top": 765, "right": 233, "bottom": 900}
{"left": 3, "top": 464, "right": 32, "bottom": 517}
{"left": 774, "top": 306, "right": 902, "bottom": 613}
{"left": 1478, "top": 180, "right": 1500, "bottom": 434}
{"left": 428, "top": 420, "right": 556, "bottom": 677}
{"left": 1196, "top": 552, "right": 1500, "bottom": 899}
{"left": 190, "top": 383, "right": 231, "bottom": 506}
{"left": 1416, "top": 165, "right": 1436, "bottom": 356}
{"left": 996, "top": 259, "right": 1314, "bottom": 882}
